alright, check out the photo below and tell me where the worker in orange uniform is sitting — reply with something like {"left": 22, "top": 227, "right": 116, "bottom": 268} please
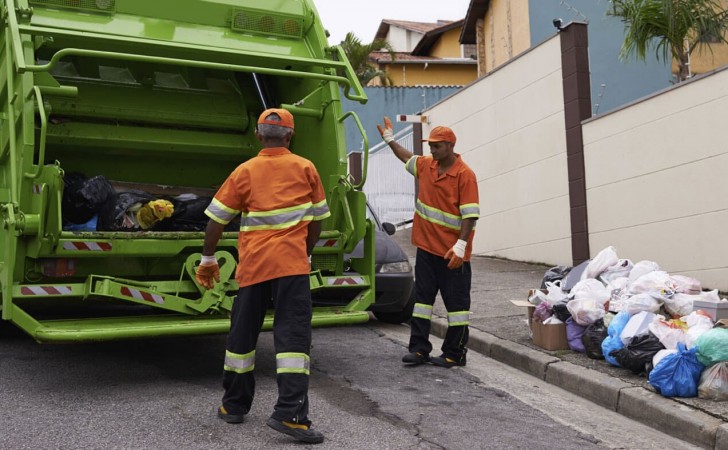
{"left": 196, "top": 109, "right": 329, "bottom": 444}
{"left": 377, "top": 117, "right": 479, "bottom": 368}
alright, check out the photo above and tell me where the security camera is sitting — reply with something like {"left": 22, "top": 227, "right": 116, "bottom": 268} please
{"left": 553, "top": 18, "right": 563, "bottom": 31}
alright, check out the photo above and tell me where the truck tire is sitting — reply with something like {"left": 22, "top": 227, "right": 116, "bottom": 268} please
{"left": 373, "top": 291, "right": 415, "bottom": 324}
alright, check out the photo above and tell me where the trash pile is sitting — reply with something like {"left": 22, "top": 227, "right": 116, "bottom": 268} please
{"left": 529, "top": 246, "right": 728, "bottom": 400}
{"left": 61, "top": 173, "right": 232, "bottom": 232}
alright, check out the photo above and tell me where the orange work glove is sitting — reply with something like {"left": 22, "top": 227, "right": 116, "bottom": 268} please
{"left": 196, "top": 257, "right": 220, "bottom": 289}
{"left": 376, "top": 116, "right": 394, "bottom": 144}
{"left": 444, "top": 239, "right": 467, "bottom": 269}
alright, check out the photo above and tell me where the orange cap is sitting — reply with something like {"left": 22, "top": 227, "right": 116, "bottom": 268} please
{"left": 258, "top": 108, "right": 294, "bottom": 129}
{"left": 422, "top": 126, "right": 456, "bottom": 143}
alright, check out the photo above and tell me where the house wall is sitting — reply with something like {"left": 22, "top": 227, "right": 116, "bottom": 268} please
{"left": 582, "top": 67, "right": 728, "bottom": 291}
{"left": 386, "top": 26, "right": 424, "bottom": 53}
{"left": 422, "top": 36, "right": 572, "bottom": 265}
{"left": 479, "top": 0, "right": 531, "bottom": 73}
{"left": 528, "top": 0, "right": 671, "bottom": 115}
{"left": 674, "top": 0, "right": 728, "bottom": 77}
{"left": 383, "top": 63, "right": 477, "bottom": 86}
{"left": 429, "top": 28, "right": 464, "bottom": 58}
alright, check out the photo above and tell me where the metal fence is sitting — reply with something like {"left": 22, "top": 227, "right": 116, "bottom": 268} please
{"left": 363, "top": 126, "right": 415, "bottom": 226}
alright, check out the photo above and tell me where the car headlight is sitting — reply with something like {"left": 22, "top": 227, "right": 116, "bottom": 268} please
{"left": 379, "top": 261, "right": 412, "bottom": 273}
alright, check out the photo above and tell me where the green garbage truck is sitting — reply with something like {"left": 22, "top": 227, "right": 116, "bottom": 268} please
{"left": 0, "top": 0, "right": 375, "bottom": 342}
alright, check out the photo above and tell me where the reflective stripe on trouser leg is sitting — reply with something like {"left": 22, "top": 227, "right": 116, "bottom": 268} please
{"left": 447, "top": 311, "right": 470, "bottom": 326}
{"left": 271, "top": 275, "right": 313, "bottom": 427}
{"left": 224, "top": 349, "right": 255, "bottom": 374}
{"left": 412, "top": 303, "right": 433, "bottom": 320}
{"left": 409, "top": 248, "right": 441, "bottom": 355}
{"left": 441, "top": 261, "right": 471, "bottom": 361}
{"left": 222, "top": 284, "right": 270, "bottom": 416}
{"left": 277, "top": 353, "right": 310, "bottom": 375}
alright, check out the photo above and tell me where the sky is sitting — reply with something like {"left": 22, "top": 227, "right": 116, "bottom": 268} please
{"left": 312, "top": 0, "right": 471, "bottom": 45}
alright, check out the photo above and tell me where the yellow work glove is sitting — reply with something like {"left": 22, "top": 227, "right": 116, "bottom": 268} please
{"left": 196, "top": 255, "right": 220, "bottom": 289}
{"left": 444, "top": 239, "right": 467, "bottom": 270}
{"left": 376, "top": 116, "right": 394, "bottom": 144}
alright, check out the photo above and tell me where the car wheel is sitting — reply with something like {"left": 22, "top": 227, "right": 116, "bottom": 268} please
{"left": 373, "top": 291, "right": 415, "bottom": 324}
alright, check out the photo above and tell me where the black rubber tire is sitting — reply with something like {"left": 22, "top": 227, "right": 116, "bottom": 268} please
{"left": 373, "top": 291, "right": 415, "bottom": 324}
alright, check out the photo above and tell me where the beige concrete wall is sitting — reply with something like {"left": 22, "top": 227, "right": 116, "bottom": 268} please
{"left": 582, "top": 67, "right": 728, "bottom": 291}
{"left": 423, "top": 37, "right": 572, "bottom": 266}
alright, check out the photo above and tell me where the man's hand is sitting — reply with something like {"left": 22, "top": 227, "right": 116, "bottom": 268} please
{"left": 196, "top": 256, "right": 220, "bottom": 289}
{"left": 444, "top": 239, "right": 467, "bottom": 269}
{"left": 377, "top": 116, "right": 394, "bottom": 144}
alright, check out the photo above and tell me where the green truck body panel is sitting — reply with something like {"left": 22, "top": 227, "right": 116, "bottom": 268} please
{"left": 0, "top": 0, "right": 373, "bottom": 342}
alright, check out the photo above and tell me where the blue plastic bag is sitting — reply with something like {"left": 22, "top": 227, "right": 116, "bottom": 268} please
{"left": 602, "top": 310, "right": 630, "bottom": 366}
{"left": 648, "top": 343, "right": 705, "bottom": 398}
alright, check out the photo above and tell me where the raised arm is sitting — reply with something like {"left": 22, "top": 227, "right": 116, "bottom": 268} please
{"left": 377, "top": 116, "right": 414, "bottom": 164}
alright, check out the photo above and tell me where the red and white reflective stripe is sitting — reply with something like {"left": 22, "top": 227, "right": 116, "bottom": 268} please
{"left": 32, "top": 185, "right": 42, "bottom": 194}
{"left": 63, "top": 242, "right": 113, "bottom": 251}
{"left": 316, "top": 239, "right": 338, "bottom": 247}
{"left": 20, "top": 286, "right": 73, "bottom": 296}
{"left": 327, "top": 277, "right": 364, "bottom": 286}
{"left": 120, "top": 287, "right": 165, "bottom": 305}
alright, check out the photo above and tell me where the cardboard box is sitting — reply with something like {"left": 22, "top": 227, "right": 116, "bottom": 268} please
{"left": 693, "top": 300, "right": 728, "bottom": 322}
{"left": 510, "top": 290, "right": 570, "bottom": 351}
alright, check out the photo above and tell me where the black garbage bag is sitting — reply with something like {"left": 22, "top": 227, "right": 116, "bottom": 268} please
{"left": 551, "top": 303, "right": 572, "bottom": 323}
{"left": 582, "top": 319, "right": 608, "bottom": 359}
{"left": 610, "top": 332, "right": 665, "bottom": 375}
{"left": 540, "top": 265, "right": 571, "bottom": 289}
{"left": 97, "top": 190, "right": 156, "bottom": 231}
{"left": 62, "top": 173, "right": 116, "bottom": 224}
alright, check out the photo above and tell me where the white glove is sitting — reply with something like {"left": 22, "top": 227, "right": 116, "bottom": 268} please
{"left": 452, "top": 239, "right": 467, "bottom": 258}
{"left": 381, "top": 128, "right": 394, "bottom": 144}
{"left": 200, "top": 254, "right": 217, "bottom": 265}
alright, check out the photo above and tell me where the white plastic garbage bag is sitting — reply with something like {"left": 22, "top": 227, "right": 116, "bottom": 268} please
{"left": 671, "top": 275, "right": 701, "bottom": 295}
{"left": 570, "top": 278, "right": 610, "bottom": 304}
{"left": 620, "top": 311, "right": 656, "bottom": 345}
{"left": 648, "top": 316, "right": 686, "bottom": 349}
{"left": 567, "top": 298, "right": 606, "bottom": 326}
{"left": 600, "top": 259, "right": 634, "bottom": 284}
{"left": 582, "top": 246, "right": 619, "bottom": 280}
{"left": 628, "top": 260, "right": 660, "bottom": 285}
{"left": 652, "top": 348, "right": 678, "bottom": 369}
{"left": 624, "top": 292, "right": 663, "bottom": 315}
{"left": 683, "top": 311, "right": 714, "bottom": 348}
{"left": 628, "top": 271, "right": 676, "bottom": 296}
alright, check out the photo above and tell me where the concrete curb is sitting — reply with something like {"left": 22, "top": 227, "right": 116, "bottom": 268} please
{"left": 429, "top": 317, "right": 726, "bottom": 449}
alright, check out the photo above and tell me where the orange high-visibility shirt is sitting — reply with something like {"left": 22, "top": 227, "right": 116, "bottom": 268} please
{"left": 205, "top": 147, "right": 330, "bottom": 287}
{"left": 405, "top": 154, "right": 480, "bottom": 259}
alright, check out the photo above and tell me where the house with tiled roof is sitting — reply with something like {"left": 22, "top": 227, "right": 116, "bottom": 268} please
{"left": 369, "top": 19, "right": 477, "bottom": 86}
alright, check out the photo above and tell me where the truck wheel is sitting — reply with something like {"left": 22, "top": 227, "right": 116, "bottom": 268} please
{"left": 373, "top": 291, "right": 415, "bottom": 324}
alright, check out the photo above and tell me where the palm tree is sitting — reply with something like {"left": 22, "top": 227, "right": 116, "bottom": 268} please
{"left": 340, "top": 32, "right": 396, "bottom": 86}
{"left": 609, "top": 0, "right": 728, "bottom": 81}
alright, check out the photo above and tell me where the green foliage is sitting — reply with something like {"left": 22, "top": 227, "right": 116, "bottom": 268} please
{"left": 340, "top": 32, "right": 396, "bottom": 86}
{"left": 609, "top": 0, "right": 728, "bottom": 80}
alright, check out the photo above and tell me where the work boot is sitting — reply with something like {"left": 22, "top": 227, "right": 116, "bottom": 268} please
{"left": 402, "top": 351, "right": 430, "bottom": 365}
{"left": 217, "top": 406, "right": 245, "bottom": 424}
{"left": 266, "top": 417, "right": 324, "bottom": 444}
{"left": 431, "top": 354, "right": 466, "bottom": 368}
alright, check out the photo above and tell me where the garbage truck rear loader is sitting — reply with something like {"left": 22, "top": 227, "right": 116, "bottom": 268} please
{"left": 0, "top": 0, "right": 374, "bottom": 342}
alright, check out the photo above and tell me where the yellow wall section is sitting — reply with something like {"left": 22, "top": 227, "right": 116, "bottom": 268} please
{"left": 382, "top": 64, "right": 477, "bottom": 86}
{"left": 481, "top": 0, "right": 530, "bottom": 73}
{"left": 430, "top": 28, "right": 463, "bottom": 58}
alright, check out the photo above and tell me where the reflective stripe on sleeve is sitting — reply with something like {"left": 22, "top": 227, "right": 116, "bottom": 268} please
{"left": 448, "top": 311, "right": 470, "bottom": 326}
{"left": 276, "top": 352, "right": 310, "bottom": 375}
{"left": 415, "top": 200, "right": 462, "bottom": 230}
{"left": 311, "top": 199, "right": 331, "bottom": 221}
{"left": 224, "top": 349, "right": 255, "bottom": 374}
{"left": 459, "top": 203, "right": 480, "bottom": 220}
{"left": 405, "top": 156, "right": 418, "bottom": 177}
{"left": 412, "top": 303, "right": 433, "bottom": 320}
{"left": 205, "top": 198, "right": 241, "bottom": 225}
